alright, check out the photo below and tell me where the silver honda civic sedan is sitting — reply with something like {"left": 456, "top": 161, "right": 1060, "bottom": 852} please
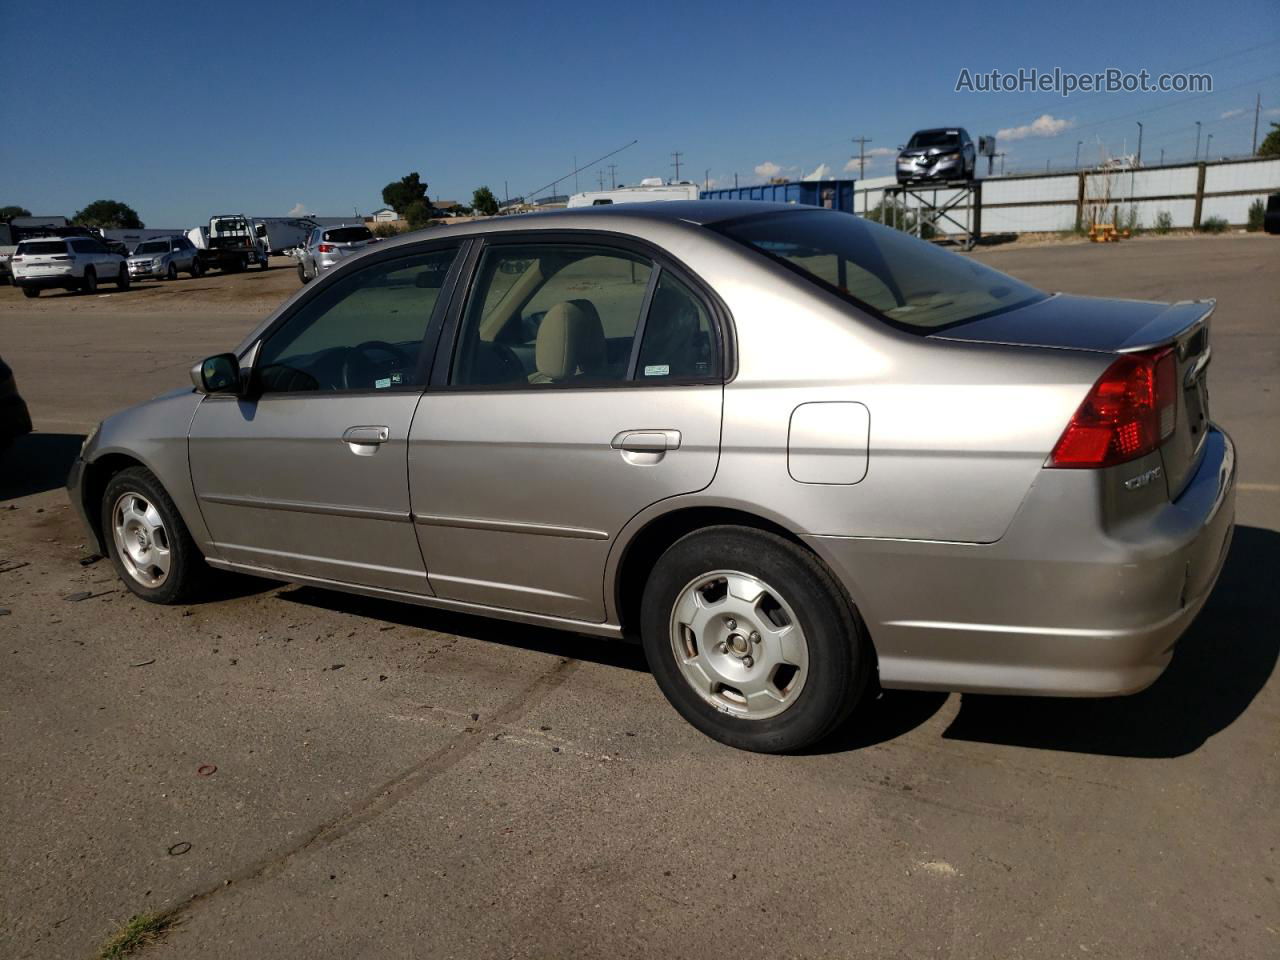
{"left": 67, "top": 202, "right": 1236, "bottom": 752}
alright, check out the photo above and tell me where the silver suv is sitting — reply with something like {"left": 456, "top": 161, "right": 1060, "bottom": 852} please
{"left": 11, "top": 236, "right": 129, "bottom": 297}
{"left": 296, "top": 223, "right": 374, "bottom": 284}
{"left": 67, "top": 203, "right": 1235, "bottom": 752}
{"left": 127, "top": 236, "right": 203, "bottom": 281}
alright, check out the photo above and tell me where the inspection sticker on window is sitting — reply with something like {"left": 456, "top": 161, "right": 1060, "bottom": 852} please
{"left": 644, "top": 364, "right": 670, "bottom": 377}
{"left": 375, "top": 377, "right": 391, "bottom": 389}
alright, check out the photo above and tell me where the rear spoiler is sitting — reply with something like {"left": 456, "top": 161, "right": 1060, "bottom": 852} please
{"left": 1116, "top": 299, "right": 1214, "bottom": 353}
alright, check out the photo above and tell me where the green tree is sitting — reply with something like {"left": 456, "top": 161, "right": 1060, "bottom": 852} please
{"left": 471, "top": 186, "right": 499, "bottom": 216}
{"left": 1258, "top": 123, "right": 1280, "bottom": 157}
{"left": 1, "top": 205, "right": 31, "bottom": 221}
{"left": 74, "top": 200, "right": 143, "bottom": 230}
{"left": 382, "top": 172, "right": 429, "bottom": 217}
{"left": 403, "top": 199, "right": 434, "bottom": 230}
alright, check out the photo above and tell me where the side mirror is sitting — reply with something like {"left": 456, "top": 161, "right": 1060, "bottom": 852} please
{"left": 191, "top": 353, "right": 240, "bottom": 394}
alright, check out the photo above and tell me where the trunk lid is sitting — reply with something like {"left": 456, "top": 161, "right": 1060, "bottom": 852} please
{"left": 935, "top": 293, "right": 1215, "bottom": 499}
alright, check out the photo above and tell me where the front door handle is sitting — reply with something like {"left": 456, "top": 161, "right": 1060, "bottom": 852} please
{"left": 343, "top": 425, "right": 389, "bottom": 455}
{"left": 611, "top": 429, "right": 681, "bottom": 452}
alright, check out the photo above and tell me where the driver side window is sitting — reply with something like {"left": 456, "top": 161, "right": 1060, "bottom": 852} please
{"left": 256, "top": 248, "right": 458, "bottom": 394}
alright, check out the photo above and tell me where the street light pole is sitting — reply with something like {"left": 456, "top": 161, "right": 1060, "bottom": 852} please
{"left": 1075, "top": 140, "right": 1083, "bottom": 168}
{"left": 1135, "top": 122, "right": 1143, "bottom": 166}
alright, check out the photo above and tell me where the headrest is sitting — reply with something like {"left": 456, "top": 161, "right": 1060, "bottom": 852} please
{"left": 535, "top": 300, "right": 606, "bottom": 380}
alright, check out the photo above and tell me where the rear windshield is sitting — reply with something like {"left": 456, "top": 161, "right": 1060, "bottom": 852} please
{"left": 323, "top": 227, "right": 372, "bottom": 243}
{"left": 135, "top": 240, "right": 170, "bottom": 253}
{"left": 16, "top": 240, "right": 67, "bottom": 255}
{"left": 716, "top": 210, "right": 1044, "bottom": 332}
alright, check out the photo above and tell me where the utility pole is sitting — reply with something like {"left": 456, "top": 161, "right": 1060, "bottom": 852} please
{"left": 504, "top": 180, "right": 509, "bottom": 206}
{"left": 607, "top": 164, "right": 617, "bottom": 189}
{"left": 1194, "top": 121, "right": 1202, "bottom": 161}
{"left": 998, "top": 153, "right": 1006, "bottom": 176}
{"left": 671, "top": 151, "right": 683, "bottom": 182}
{"left": 1252, "top": 93, "right": 1261, "bottom": 153}
{"left": 704, "top": 168, "right": 710, "bottom": 191}
{"left": 851, "top": 136, "right": 872, "bottom": 178}
{"left": 1159, "top": 148, "right": 1164, "bottom": 166}
{"left": 1205, "top": 133, "right": 1213, "bottom": 160}
{"left": 598, "top": 170, "right": 605, "bottom": 190}
{"left": 1075, "top": 140, "right": 1083, "bottom": 169}
{"left": 1135, "top": 122, "right": 1143, "bottom": 166}
{"left": 734, "top": 172, "right": 739, "bottom": 189}
{"left": 573, "top": 155, "right": 578, "bottom": 194}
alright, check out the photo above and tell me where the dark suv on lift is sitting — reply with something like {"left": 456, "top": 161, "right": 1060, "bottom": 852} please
{"left": 896, "top": 128, "right": 976, "bottom": 184}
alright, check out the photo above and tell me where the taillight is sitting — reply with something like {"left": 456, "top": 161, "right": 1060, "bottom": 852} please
{"left": 1049, "top": 348, "right": 1177, "bottom": 468}
{"left": 318, "top": 243, "right": 335, "bottom": 253}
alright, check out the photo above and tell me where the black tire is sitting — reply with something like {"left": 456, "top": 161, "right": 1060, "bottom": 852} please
{"left": 640, "top": 526, "right": 871, "bottom": 753}
{"left": 259, "top": 256, "right": 269, "bottom": 271}
{"left": 190, "top": 258, "right": 203, "bottom": 278}
{"left": 297, "top": 262, "right": 310, "bottom": 284}
{"left": 166, "top": 262, "right": 178, "bottom": 281}
{"left": 81, "top": 268, "right": 97, "bottom": 295}
{"left": 115, "top": 263, "right": 130, "bottom": 290}
{"left": 21, "top": 286, "right": 39, "bottom": 299}
{"left": 101, "top": 466, "right": 206, "bottom": 604}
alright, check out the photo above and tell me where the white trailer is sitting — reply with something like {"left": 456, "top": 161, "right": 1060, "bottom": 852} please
{"left": 567, "top": 178, "right": 700, "bottom": 208}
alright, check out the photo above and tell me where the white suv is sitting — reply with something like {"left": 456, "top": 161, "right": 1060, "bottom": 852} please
{"left": 11, "top": 236, "right": 129, "bottom": 298}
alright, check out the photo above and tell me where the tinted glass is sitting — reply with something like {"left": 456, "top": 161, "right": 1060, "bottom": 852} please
{"left": 718, "top": 211, "right": 1044, "bottom": 331}
{"left": 452, "top": 244, "right": 653, "bottom": 387}
{"left": 136, "top": 241, "right": 170, "bottom": 253}
{"left": 16, "top": 240, "right": 67, "bottom": 255}
{"left": 323, "top": 227, "right": 373, "bottom": 243}
{"left": 257, "top": 248, "right": 458, "bottom": 393}
{"left": 908, "top": 130, "right": 961, "bottom": 148}
{"left": 636, "top": 273, "right": 717, "bottom": 380}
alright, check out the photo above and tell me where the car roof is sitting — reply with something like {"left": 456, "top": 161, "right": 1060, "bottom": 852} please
{"left": 374, "top": 201, "right": 811, "bottom": 250}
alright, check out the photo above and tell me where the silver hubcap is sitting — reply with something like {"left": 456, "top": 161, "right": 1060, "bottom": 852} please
{"left": 669, "top": 570, "right": 809, "bottom": 720}
{"left": 111, "top": 492, "right": 171, "bottom": 588}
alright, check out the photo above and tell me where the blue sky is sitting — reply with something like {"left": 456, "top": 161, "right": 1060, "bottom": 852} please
{"left": 2, "top": 0, "right": 1278, "bottom": 227}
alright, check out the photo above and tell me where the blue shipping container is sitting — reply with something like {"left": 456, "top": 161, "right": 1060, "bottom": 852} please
{"left": 699, "top": 179, "right": 856, "bottom": 213}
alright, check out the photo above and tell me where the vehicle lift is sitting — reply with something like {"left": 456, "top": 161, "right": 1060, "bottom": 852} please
{"left": 880, "top": 178, "right": 983, "bottom": 251}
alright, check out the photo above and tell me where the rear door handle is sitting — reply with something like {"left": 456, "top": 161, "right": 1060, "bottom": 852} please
{"left": 343, "top": 425, "right": 389, "bottom": 455}
{"left": 611, "top": 429, "right": 681, "bottom": 452}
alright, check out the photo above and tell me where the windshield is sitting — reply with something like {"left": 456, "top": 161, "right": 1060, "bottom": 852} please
{"left": 323, "top": 227, "right": 372, "bottom": 243}
{"left": 16, "top": 240, "right": 67, "bottom": 255}
{"left": 908, "top": 130, "right": 960, "bottom": 149}
{"left": 716, "top": 210, "right": 1045, "bottom": 332}
{"left": 136, "top": 241, "right": 170, "bottom": 253}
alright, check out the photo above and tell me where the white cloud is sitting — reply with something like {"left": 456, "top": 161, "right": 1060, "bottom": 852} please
{"left": 754, "top": 161, "right": 782, "bottom": 178}
{"left": 997, "top": 114, "right": 1072, "bottom": 141}
{"left": 1266, "top": 107, "right": 1280, "bottom": 117}
{"left": 802, "top": 162, "right": 832, "bottom": 181}
{"left": 1219, "top": 108, "right": 1244, "bottom": 120}
{"left": 843, "top": 147, "right": 896, "bottom": 172}
{"left": 287, "top": 202, "right": 312, "bottom": 216}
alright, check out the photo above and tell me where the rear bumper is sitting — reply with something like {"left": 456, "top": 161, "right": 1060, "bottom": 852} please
{"left": 13, "top": 273, "right": 79, "bottom": 290}
{"left": 807, "top": 427, "right": 1237, "bottom": 697}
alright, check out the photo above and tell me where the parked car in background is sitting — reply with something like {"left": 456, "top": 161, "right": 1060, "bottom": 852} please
{"left": 296, "top": 223, "right": 374, "bottom": 283}
{"left": 1265, "top": 193, "right": 1280, "bottom": 235}
{"left": 11, "top": 236, "right": 129, "bottom": 297}
{"left": 68, "top": 202, "right": 1235, "bottom": 754}
{"left": 195, "top": 214, "right": 269, "bottom": 273}
{"left": 127, "top": 236, "right": 203, "bottom": 281}
{"left": 0, "top": 356, "right": 32, "bottom": 454}
{"left": 897, "top": 128, "right": 976, "bottom": 183}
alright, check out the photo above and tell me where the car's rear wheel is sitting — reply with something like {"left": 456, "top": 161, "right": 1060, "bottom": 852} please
{"left": 297, "top": 262, "right": 310, "bottom": 284}
{"left": 190, "top": 258, "right": 203, "bottom": 277}
{"left": 166, "top": 262, "right": 178, "bottom": 281}
{"left": 102, "top": 466, "right": 205, "bottom": 604}
{"left": 640, "top": 526, "right": 870, "bottom": 753}
{"left": 21, "top": 286, "right": 39, "bottom": 298}
{"left": 80, "top": 268, "right": 97, "bottom": 294}
{"left": 259, "top": 257, "right": 269, "bottom": 271}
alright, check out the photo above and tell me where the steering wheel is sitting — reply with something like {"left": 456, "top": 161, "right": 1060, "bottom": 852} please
{"left": 340, "top": 340, "right": 409, "bottom": 390}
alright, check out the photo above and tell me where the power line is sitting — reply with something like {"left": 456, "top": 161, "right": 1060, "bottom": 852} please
{"left": 525, "top": 139, "right": 638, "bottom": 200}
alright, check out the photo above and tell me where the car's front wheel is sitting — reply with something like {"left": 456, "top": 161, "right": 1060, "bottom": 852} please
{"left": 640, "top": 526, "right": 871, "bottom": 753}
{"left": 21, "top": 286, "right": 39, "bottom": 298}
{"left": 101, "top": 466, "right": 206, "bottom": 604}
{"left": 297, "top": 262, "right": 310, "bottom": 284}
{"left": 166, "top": 262, "right": 178, "bottom": 281}
{"left": 190, "top": 258, "right": 203, "bottom": 277}
{"left": 115, "top": 264, "right": 130, "bottom": 290}
{"left": 81, "top": 268, "right": 97, "bottom": 294}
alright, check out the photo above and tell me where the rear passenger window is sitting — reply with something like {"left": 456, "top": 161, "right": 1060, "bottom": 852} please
{"left": 636, "top": 273, "right": 716, "bottom": 380}
{"left": 452, "top": 245, "right": 653, "bottom": 386}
